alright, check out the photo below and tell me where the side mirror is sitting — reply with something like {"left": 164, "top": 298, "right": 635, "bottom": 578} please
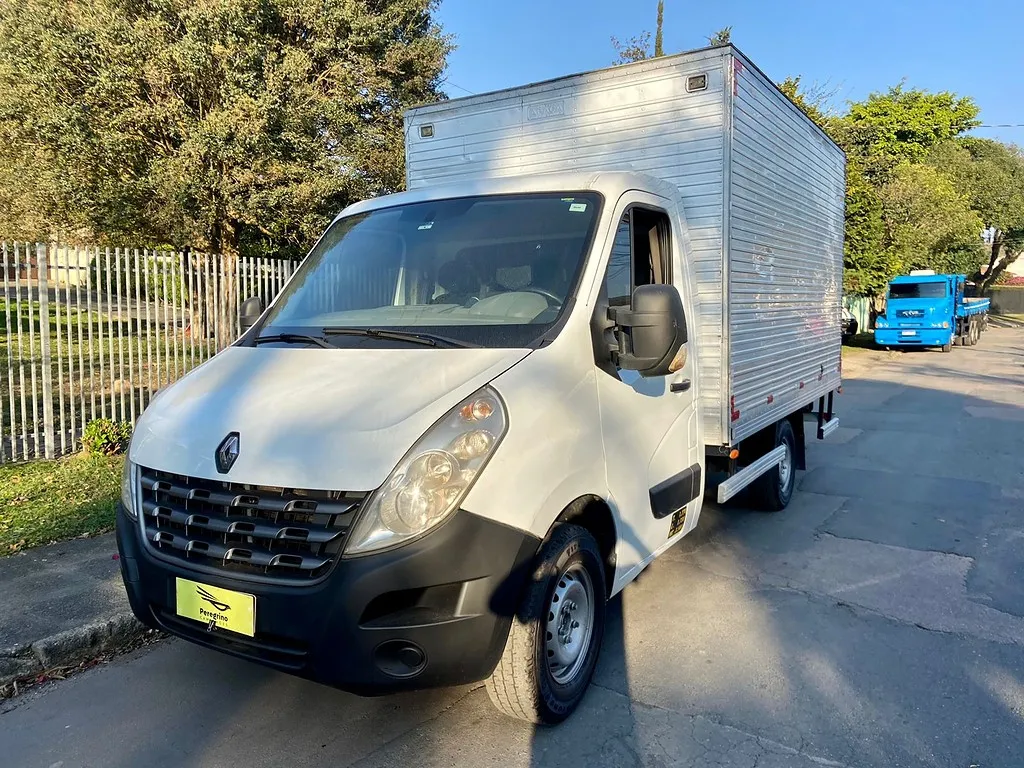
{"left": 239, "top": 296, "right": 264, "bottom": 333}
{"left": 609, "top": 284, "right": 687, "bottom": 377}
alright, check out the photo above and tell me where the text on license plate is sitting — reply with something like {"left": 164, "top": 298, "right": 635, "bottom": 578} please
{"left": 900, "top": 330, "right": 916, "bottom": 336}
{"left": 175, "top": 578, "right": 255, "bottom": 637}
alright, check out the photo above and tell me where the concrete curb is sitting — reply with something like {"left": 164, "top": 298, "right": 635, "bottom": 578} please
{"left": 990, "top": 316, "right": 1024, "bottom": 329}
{"left": 0, "top": 612, "right": 146, "bottom": 688}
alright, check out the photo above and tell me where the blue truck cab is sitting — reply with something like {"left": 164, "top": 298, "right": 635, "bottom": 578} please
{"left": 874, "top": 271, "right": 990, "bottom": 352}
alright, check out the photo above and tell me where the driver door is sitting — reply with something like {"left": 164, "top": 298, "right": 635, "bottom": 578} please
{"left": 593, "top": 194, "right": 702, "bottom": 593}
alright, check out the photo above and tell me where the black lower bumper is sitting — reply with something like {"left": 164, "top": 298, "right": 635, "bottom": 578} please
{"left": 116, "top": 504, "right": 540, "bottom": 695}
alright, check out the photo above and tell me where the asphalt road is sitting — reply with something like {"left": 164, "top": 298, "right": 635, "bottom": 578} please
{"left": 3, "top": 329, "right": 1023, "bottom": 768}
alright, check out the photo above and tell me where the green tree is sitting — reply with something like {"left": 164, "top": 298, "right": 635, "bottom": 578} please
{"left": 707, "top": 26, "right": 732, "bottom": 46}
{"left": 845, "top": 85, "right": 980, "bottom": 175}
{"left": 927, "top": 138, "right": 1024, "bottom": 291}
{"left": 878, "top": 163, "right": 984, "bottom": 277}
{"left": 612, "top": 1, "right": 665, "bottom": 64}
{"left": 0, "top": 0, "right": 452, "bottom": 260}
{"left": 655, "top": 1, "right": 665, "bottom": 57}
{"left": 611, "top": 30, "right": 652, "bottom": 64}
{"left": 778, "top": 76, "right": 834, "bottom": 127}
{"left": 841, "top": 163, "right": 888, "bottom": 297}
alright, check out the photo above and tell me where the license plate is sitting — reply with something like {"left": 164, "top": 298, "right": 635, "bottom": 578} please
{"left": 900, "top": 330, "right": 916, "bottom": 336}
{"left": 175, "top": 578, "right": 255, "bottom": 637}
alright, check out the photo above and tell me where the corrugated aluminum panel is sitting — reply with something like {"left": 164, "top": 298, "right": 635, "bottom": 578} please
{"left": 725, "top": 52, "right": 845, "bottom": 445}
{"left": 405, "top": 48, "right": 733, "bottom": 443}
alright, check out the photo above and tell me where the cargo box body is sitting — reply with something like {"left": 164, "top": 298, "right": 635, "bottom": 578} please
{"left": 404, "top": 45, "right": 845, "bottom": 447}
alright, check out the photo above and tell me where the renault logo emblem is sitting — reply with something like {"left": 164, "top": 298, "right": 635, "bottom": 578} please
{"left": 216, "top": 432, "right": 240, "bottom": 474}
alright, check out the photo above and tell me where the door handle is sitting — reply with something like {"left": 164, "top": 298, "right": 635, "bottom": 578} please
{"left": 671, "top": 379, "right": 691, "bottom": 393}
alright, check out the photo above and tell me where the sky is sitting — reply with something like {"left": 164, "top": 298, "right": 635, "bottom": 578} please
{"left": 435, "top": 0, "right": 1024, "bottom": 145}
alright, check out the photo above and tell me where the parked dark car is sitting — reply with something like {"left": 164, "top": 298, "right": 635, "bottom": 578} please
{"left": 841, "top": 306, "right": 858, "bottom": 342}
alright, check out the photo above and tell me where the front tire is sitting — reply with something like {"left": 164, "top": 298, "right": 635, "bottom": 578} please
{"left": 485, "top": 524, "right": 607, "bottom": 724}
{"left": 941, "top": 342, "right": 952, "bottom": 353}
{"left": 752, "top": 419, "right": 797, "bottom": 511}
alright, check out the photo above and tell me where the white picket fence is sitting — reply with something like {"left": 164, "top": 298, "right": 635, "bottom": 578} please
{"left": 0, "top": 242, "right": 296, "bottom": 462}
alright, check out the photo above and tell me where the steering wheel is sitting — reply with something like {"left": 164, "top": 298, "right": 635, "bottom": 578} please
{"left": 521, "top": 287, "right": 563, "bottom": 306}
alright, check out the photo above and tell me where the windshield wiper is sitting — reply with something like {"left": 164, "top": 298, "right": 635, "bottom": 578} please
{"left": 322, "top": 327, "right": 478, "bottom": 348}
{"left": 254, "top": 333, "right": 333, "bottom": 349}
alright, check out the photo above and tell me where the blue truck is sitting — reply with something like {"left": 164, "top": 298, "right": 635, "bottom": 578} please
{"left": 874, "top": 271, "right": 990, "bottom": 352}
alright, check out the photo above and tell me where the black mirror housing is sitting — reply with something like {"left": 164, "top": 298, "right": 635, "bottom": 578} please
{"left": 239, "top": 296, "right": 265, "bottom": 333}
{"left": 609, "top": 284, "right": 687, "bottom": 377}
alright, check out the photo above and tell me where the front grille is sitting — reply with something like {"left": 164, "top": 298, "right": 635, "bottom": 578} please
{"left": 140, "top": 467, "right": 364, "bottom": 582}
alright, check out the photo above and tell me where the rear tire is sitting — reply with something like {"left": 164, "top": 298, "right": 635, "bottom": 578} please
{"left": 752, "top": 419, "right": 797, "bottom": 512}
{"left": 941, "top": 342, "right": 952, "bottom": 353}
{"left": 485, "top": 524, "right": 607, "bottom": 724}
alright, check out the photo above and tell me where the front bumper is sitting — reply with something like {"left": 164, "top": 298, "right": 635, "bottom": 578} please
{"left": 116, "top": 504, "right": 540, "bottom": 694}
{"left": 874, "top": 328, "right": 951, "bottom": 347}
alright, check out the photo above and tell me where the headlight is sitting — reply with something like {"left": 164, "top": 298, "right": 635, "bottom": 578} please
{"left": 121, "top": 460, "right": 139, "bottom": 520}
{"left": 344, "top": 387, "right": 508, "bottom": 556}
{"left": 942, "top": 321, "right": 949, "bottom": 329}
{"left": 875, "top": 317, "right": 887, "bottom": 328}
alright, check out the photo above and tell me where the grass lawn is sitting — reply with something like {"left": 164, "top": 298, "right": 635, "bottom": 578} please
{"left": 0, "top": 453, "right": 123, "bottom": 555}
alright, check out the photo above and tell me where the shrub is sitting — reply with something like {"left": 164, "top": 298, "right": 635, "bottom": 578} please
{"left": 82, "top": 419, "right": 133, "bottom": 455}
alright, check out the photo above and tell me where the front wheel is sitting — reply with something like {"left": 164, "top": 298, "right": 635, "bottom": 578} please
{"left": 486, "top": 524, "right": 607, "bottom": 724}
{"left": 941, "top": 342, "right": 952, "bottom": 353}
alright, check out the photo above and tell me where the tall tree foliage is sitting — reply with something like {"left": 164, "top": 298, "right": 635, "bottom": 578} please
{"left": 844, "top": 85, "right": 980, "bottom": 175}
{"left": 878, "top": 163, "right": 984, "bottom": 276}
{"left": 611, "top": 30, "right": 652, "bottom": 64}
{"left": 0, "top": 0, "right": 452, "bottom": 259}
{"left": 654, "top": 1, "right": 665, "bottom": 57}
{"left": 779, "top": 77, "right": 1009, "bottom": 296}
{"left": 707, "top": 26, "right": 732, "bottom": 45}
{"left": 927, "top": 138, "right": 1024, "bottom": 290}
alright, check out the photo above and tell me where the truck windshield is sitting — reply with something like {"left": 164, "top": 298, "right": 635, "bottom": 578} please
{"left": 258, "top": 193, "right": 601, "bottom": 348}
{"left": 889, "top": 282, "right": 947, "bottom": 299}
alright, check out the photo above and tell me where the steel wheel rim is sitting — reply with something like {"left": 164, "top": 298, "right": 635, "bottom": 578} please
{"left": 545, "top": 563, "right": 595, "bottom": 685}
{"left": 778, "top": 441, "right": 793, "bottom": 489}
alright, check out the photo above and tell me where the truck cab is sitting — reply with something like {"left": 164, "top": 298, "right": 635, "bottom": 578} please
{"left": 118, "top": 172, "right": 706, "bottom": 723}
{"left": 875, "top": 271, "right": 957, "bottom": 351}
{"left": 875, "top": 271, "right": 989, "bottom": 351}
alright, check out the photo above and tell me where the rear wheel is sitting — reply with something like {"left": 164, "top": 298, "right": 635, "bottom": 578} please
{"left": 752, "top": 419, "right": 797, "bottom": 512}
{"left": 486, "top": 524, "right": 606, "bottom": 724}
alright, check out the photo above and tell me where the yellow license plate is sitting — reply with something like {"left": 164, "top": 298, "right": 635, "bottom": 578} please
{"left": 175, "top": 578, "right": 255, "bottom": 637}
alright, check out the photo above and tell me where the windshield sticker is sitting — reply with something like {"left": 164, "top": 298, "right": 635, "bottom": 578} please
{"left": 569, "top": 203, "right": 587, "bottom": 213}
{"left": 561, "top": 197, "right": 575, "bottom": 202}
{"left": 417, "top": 222, "right": 434, "bottom": 230}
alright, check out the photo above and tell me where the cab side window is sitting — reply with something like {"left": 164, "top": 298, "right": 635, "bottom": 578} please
{"left": 603, "top": 208, "right": 672, "bottom": 306}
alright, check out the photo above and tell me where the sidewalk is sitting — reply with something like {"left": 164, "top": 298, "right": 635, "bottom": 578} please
{"left": 0, "top": 533, "right": 149, "bottom": 687}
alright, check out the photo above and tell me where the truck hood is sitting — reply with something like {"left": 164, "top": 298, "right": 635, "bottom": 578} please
{"left": 130, "top": 346, "right": 530, "bottom": 491}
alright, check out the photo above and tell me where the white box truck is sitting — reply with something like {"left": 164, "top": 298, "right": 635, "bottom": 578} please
{"left": 117, "top": 45, "right": 844, "bottom": 724}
